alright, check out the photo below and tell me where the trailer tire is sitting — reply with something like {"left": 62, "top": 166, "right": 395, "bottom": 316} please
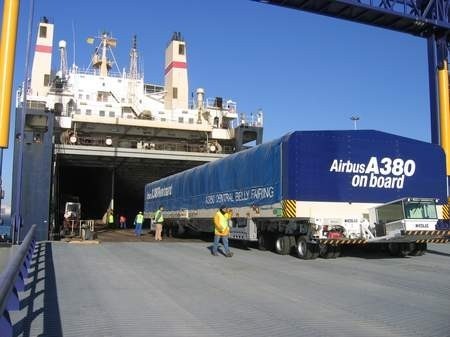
{"left": 333, "top": 246, "right": 341, "bottom": 258}
{"left": 387, "top": 243, "right": 399, "bottom": 256}
{"left": 319, "top": 244, "right": 335, "bottom": 259}
{"left": 409, "top": 242, "right": 427, "bottom": 256}
{"left": 388, "top": 243, "right": 410, "bottom": 257}
{"left": 258, "top": 233, "right": 268, "bottom": 251}
{"left": 275, "top": 236, "right": 291, "bottom": 255}
{"left": 176, "top": 224, "right": 185, "bottom": 237}
{"left": 295, "top": 236, "right": 314, "bottom": 260}
{"left": 311, "top": 244, "right": 320, "bottom": 259}
{"left": 288, "top": 235, "right": 296, "bottom": 250}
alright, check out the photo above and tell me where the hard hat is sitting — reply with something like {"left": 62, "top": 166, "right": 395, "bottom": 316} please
{"left": 139, "top": 211, "right": 142, "bottom": 214}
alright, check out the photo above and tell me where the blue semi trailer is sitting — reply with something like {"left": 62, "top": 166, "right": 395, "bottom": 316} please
{"left": 144, "top": 130, "right": 449, "bottom": 259}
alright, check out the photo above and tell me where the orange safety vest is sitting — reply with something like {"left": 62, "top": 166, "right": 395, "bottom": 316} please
{"left": 214, "top": 211, "right": 229, "bottom": 236}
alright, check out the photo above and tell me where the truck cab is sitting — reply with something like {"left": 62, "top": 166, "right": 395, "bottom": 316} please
{"left": 62, "top": 202, "right": 81, "bottom": 236}
{"left": 369, "top": 198, "right": 438, "bottom": 238}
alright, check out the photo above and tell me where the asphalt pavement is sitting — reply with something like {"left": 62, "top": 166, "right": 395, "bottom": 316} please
{"left": 5, "top": 241, "right": 450, "bottom": 337}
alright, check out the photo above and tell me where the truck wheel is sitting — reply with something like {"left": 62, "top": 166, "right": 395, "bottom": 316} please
{"left": 275, "top": 236, "right": 291, "bottom": 255}
{"left": 295, "top": 236, "right": 314, "bottom": 260}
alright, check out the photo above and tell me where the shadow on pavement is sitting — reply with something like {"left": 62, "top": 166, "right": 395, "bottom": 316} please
{"left": 426, "top": 249, "right": 450, "bottom": 257}
{"left": 14, "top": 242, "right": 62, "bottom": 337}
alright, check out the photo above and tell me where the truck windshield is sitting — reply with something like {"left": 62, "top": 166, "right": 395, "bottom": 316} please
{"left": 404, "top": 200, "right": 437, "bottom": 219}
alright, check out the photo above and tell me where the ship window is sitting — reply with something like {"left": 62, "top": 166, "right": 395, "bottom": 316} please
{"left": 86, "top": 94, "right": 90, "bottom": 100}
{"left": 188, "top": 118, "right": 194, "bottom": 124}
{"left": 43, "top": 74, "right": 50, "bottom": 86}
{"left": 121, "top": 98, "right": 125, "bottom": 103}
{"left": 86, "top": 109, "right": 92, "bottom": 116}
{"left": 67, "top": 100, "right": 75, "bottom": 114}
{"left": 109, "top": 111, "right": 115, "bottom": 117}
{"left": 178, "top": 117, "right": 184, "bottom": 123}
{"left": 160, "top": 118, "right": 166, "bottom": 122}
{"left": 97, "top": 91, "right": 109, "bottom": 102}
{"left": 178, "top": 44, "right": 185, "bottom": 55}
{"left": 39, "top": 26, "right": 47, "bottom": 38}
{"left": 76, "top": 109, "right": 81, "bottom": 114}
{"left": 79, "top": 94, "right": 83, "bottom": 99}
{"left": 173, "top": 87, "right": 178, "bottom": 99}
{"left": 99, "top": 110, "right": 105, "bottom": 117}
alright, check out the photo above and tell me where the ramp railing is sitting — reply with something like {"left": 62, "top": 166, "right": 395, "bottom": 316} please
{"left": 0, "top": 224, "right": 36, "bottom": 337}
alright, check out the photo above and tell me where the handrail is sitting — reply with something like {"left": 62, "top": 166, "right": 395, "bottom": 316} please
{"left": 0, "top": 224, "right": 36, "bottom": 332}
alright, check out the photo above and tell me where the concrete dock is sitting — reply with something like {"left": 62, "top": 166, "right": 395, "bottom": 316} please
{"left": 3, "top": 240, "right": 450, "bottom": 337}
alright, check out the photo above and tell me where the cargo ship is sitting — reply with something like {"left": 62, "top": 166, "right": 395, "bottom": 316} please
{"left": 11, "top": 17, "right": 263, "bottom": 241}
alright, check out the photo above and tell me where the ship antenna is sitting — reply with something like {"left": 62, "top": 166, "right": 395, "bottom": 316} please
{"left": 128, "top": 34, "right": 139, "bottom": 79}
{"left": 71, "top": 21, "right": 76, "bottom": 70}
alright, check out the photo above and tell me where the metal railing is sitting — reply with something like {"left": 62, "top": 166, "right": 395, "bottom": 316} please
{"left": 0, "top": 224, "right": 36, "bottom": 337}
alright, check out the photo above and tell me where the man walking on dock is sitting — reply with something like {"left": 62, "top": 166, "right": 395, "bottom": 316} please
{"left": 212, "top": 205, "right": 233, "bottom": 257}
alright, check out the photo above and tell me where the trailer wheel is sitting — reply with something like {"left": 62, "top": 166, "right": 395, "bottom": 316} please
{"left": 258, "top": 233, "right": 274, "bottom": 251}
{"left": 388, "top": 243, "right": 400, "bottom": 256}
{"left": 319, "top": 244, "right": 335, "bottom": 259}
{"left": 258, "top": 233, "right": 268, "bottom": 250}
{"left": 295, "top": 236, "right": 314, "bottom": 260}
{"left": 311, "top": 244, "right": 320, "bottom": 259}
{"left": 275, "top": 236, "right": 291, "bottom": 255}
{"left": 388, "top": 243, "right": 410, "bottom": 257}
{"left": 333, "top": 246, "right": 342, "bottom": 258}
{"left": 409, "top": 242, "right": 427, "bottom": 256}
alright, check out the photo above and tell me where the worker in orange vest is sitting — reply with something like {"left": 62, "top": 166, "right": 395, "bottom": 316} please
{"left": 212, "top": 205, "right": 233, "bottom": 257}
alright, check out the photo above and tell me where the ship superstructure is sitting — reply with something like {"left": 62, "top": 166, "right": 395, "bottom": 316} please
{"left": 12, "top": 17, "right": 263, "bottom": 241}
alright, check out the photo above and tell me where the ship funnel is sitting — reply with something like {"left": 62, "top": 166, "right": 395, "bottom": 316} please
{"left": 30, "top": 18, "right": 54, "bottom": 96}
{"left": 58, "top": 40, "right": 68, "bottom": 79}
{"left": 196, "top": 88, "right": 204, "bottom": 109}
{"left": 164, "top": 32, "right": 188, "bottom": 110}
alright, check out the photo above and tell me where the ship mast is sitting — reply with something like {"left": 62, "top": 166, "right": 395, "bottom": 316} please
{"left": 126, "top": 35, "right": 141, "bottom": 117}
{"left": 90, "top": 32, "right": 118, "bottom": 76}
{"left": 128, "top": 35, "right": 139, "bottom": 80}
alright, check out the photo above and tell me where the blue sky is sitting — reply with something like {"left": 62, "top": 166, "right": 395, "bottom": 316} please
{"left": 0, "top": 0, "right": 431, "bottom": 212}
